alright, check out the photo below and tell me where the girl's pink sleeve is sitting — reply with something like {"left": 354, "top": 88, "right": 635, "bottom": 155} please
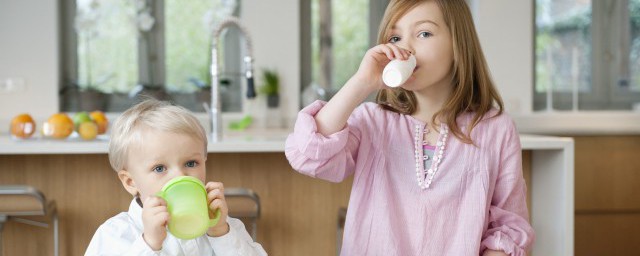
{"left": 285, "top": 100, "right": 363, "bottom": 183}
{"left": 481, "top": 117, "right": 536, "bottom": 256}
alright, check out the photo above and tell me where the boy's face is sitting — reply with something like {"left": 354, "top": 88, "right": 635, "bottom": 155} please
{"left": 118, "top": 126, "right": 207, "bottom": 201}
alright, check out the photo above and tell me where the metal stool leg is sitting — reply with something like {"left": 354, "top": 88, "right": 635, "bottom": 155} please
{"left": 53, "top": 212, "right": 58, "bottom": 256}
{"left": 252, "top": 219, "right": 257, "bottom": 241}
{"left": 0, "top": 215, "right": 6, "bottom": 256}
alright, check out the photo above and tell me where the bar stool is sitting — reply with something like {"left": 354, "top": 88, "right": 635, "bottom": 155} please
{"left": 0, "top": 185, "right": 58, "bottom": 256}
{"left": 224, "top": 188, "right": 260, "bottom": 241}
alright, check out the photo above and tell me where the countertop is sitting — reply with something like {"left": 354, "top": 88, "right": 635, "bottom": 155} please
{"left": 0, "top": 131, "right": 572, "bottom": 154}
{"left": 512, "top": 111, "right": 640, "bottom": 135}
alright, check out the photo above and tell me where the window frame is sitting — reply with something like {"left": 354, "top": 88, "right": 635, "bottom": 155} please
{"left": 60, "top": 0, "right": 245, "bottom": 113}
{"left": 61, "top": 0, "right": 166, "bottom": 94}
{"left": 533, "top": 0, "right": 640, "bottom": 111}
{"left": 299, "top": 0, "right": 388, "bottom": 97}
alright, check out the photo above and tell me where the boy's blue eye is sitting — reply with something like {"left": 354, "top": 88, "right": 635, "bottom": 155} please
{"left": 388, "top": 36, "right": 400, "bottom": 43}
{"left": 418, "top": 31, "right": 433, "bottom": 38}
{"left": 185, "top": 161, "right": 198, "bottom": 168}
{"left": 152, "top": 165, "right": 166, "bottom": 173}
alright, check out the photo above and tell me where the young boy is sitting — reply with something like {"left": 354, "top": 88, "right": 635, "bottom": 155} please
{"left": 86, "top": 99, "right": 266, "bottom": 255}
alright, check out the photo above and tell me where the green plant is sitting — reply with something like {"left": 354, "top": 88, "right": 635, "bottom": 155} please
{"left": 258, "top": 69, "right": 279, "bottom": 96}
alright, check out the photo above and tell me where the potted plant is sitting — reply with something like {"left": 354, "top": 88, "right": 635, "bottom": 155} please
{"left": 259, "top": 69, "right": 280, "bottom": 108}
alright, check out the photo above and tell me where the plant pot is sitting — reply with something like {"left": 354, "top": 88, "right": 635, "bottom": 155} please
{"left": 267, "top": 94, "right": 279, "bottom": 108}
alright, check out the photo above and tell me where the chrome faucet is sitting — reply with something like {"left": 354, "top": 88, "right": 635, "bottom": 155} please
{"left": 209, "top": 17, "right": 256, "bottom": 142}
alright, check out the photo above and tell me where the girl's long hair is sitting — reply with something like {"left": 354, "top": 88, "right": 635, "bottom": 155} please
{"left": 375, "top": 0, "right": 504, "bottom": 144}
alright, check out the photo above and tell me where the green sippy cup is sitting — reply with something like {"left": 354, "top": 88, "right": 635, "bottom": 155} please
{"left": 156, "top": 176, "right": 220, "bottom": 240}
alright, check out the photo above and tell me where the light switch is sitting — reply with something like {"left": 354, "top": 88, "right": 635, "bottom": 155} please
{"left": 0, "top": 78, "right": 27, "bottom": 93}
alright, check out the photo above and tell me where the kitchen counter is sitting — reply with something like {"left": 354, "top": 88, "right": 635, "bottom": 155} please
{"left": 0, "top": 128, "right": 291, "bottom": 154}
{"left": 0, "top": 132, "right": 568, "bottom": 154}
{"left": 513, "top": 111, "right": 640, "bottom": 135}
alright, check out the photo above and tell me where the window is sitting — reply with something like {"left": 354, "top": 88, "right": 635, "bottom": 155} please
{"left": 61, "top": 0, "right": 241, "bottom": 112}
{"left": 311, "top": 0, "right": 369, "bottom": 89}
{"left": 300, "top": 0, "right": 388, "bottom": 104}
{"left": 534, "top": 0, "right": 640, "bottom": 111}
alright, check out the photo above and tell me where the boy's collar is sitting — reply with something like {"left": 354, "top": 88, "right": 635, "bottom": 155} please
{"left": 128, "top": 197, "right": 145, "bottom": 231}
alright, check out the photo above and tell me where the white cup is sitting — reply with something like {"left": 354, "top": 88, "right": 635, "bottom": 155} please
{"left": 382, "top": 55, "right": 416, "bottom": 87}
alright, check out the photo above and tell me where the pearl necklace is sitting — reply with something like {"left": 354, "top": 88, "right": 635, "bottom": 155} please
{"left": 414, "top": 123, "right": 449, "bottom": 190}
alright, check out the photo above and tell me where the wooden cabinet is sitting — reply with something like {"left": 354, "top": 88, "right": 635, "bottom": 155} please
{"left": 574, "top": 136, "right": 640, "bottom": 256}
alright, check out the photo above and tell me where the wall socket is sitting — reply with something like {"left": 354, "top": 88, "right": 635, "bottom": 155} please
{"left": 0, "top": 78, "right": 27, "bottom": 93}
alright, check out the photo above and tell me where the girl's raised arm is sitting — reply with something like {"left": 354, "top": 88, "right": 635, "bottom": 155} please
{"left": 314, "top": 43, "right": 411, "bottom": 136}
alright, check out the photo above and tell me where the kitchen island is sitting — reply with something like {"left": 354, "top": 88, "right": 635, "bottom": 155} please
{"left": 0, "top": 133, "right": 573, "bottom": 256}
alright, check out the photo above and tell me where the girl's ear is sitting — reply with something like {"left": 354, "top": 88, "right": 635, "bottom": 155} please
{"left": 117, "top": 170, "right": 138, "bottom": 197}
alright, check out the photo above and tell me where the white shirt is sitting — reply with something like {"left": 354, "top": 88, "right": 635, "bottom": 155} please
{"left": 85, "top": 199, "right": 267, "bottom": 256}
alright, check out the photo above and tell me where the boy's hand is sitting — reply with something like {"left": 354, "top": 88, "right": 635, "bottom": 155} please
{"left": 205, "top": 181, "right": 230, "bottom": 237}
{"left": 142, "top": 196, "right": 170, "bottom": 251}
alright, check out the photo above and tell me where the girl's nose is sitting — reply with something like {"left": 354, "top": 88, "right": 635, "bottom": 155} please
{"left": 397, "top": 44, "right": 415, "bottom": 56}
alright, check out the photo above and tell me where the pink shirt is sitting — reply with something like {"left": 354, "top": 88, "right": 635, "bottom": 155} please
{"left": 285, "top": 101, "right": 534, "bottom": 256}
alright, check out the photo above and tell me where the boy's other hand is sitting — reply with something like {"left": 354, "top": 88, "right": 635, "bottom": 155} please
{"left": 205, "top": 181, "right": 230, "bottom": 237}
{"left": 142, "top": 196, "right": 169, "bottom": 251}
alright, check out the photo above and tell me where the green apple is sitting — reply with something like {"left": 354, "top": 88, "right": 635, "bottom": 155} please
{"left": 72, "top": 112, "right": 92, "bottom": 130}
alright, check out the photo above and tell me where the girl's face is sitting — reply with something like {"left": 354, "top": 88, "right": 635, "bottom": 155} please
{"left": 387, "top": 1, "right": 454, "bottom": 93}
{"left": 124, "top": 127, "right": 207, "bottom": 201}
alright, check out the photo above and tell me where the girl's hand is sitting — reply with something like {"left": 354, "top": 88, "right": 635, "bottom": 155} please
{"left": 205, "top": 181, "right": 230, "bottom": 237}
{"left": 354, "top": 43, "right": 412, "bottom": 91}
{"left": 141, "top": 196, "right": 170, "bottom": 251}
{"left": 482, "top": 249, "right": 509, "bottom": 256}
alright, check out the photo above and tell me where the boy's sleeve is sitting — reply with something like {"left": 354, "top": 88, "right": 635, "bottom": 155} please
{"left": 85, "top": 219, "right": 164, "bottom": 256}
{"left": 285, "top": 100, "right": 366, "bottom": 183}
{"left": 480, "top": 118, "right": 535, "bottom": 256}
{"left": 208, "top": 218, "right": 267, "bottom": 256}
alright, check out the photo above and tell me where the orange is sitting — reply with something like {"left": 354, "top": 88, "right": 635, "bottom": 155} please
{"left": 10, "top": 113, "right": 36, "bottom": 139}
{"left": 42, "top": 113, "right": 74, "bottom": 139}
{"left": 90, "top": 111, "right": 108, "bottom": 134}
{"left": 78, "top": 121, "right": 98, "bottom": 140}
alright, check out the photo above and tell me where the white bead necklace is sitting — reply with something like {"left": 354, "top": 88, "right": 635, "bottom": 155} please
{"left": 413, "top": 123, "right": 449, "bottom": 190}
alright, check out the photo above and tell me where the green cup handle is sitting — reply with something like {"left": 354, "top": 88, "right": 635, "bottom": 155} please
{"left": 209, "top": 208, "right": 221, "bottom": 227}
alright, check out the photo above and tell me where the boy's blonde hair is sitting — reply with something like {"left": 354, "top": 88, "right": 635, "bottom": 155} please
{"left": 375, "top": 0, "right": 504, "bottom": 144}
{"left": 108, "top": 99, "right": 208, "bottom": 172}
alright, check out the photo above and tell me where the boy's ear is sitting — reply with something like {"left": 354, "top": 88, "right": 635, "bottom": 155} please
{"left": 117, "top": 170, "right": 138, "bottom": 197}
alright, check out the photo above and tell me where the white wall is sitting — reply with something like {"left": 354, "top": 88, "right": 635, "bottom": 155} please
{"left": 475, "top": 0, "right": 533, "bottom": 114}
{"left": 0, "top": 0, "right": 300, "bottom": 130}
{"left": 0, "top": 0, "right": 60, "bottom": 123}
{"left": 241, "top": 0, "right": 299, "bottom": 127}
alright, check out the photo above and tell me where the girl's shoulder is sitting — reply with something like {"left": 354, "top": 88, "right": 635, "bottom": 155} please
{"left": 460, "top": 108, "right": 517, "bottom": 130}
{"left": 349, "top": 102, "right": 407, "bottom": 131}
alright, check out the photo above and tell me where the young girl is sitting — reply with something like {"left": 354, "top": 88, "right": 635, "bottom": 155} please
{"left": 285, "top": 0, "right": 534, "bottom": 255}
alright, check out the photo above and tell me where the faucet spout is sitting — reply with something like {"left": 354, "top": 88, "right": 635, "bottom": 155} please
{"left": 210, "top": 17, "right": 255, "bottom": 143}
